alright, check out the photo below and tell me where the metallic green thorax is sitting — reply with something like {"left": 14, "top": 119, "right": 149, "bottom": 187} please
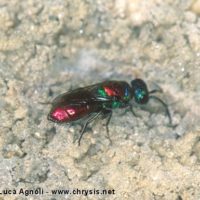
{"left": 123, "top": 87, "right": 131, "bottom": 101}
{"left": 111, "top": 101, "right": 122, "bottom": 108}
{"left": 98, "top": 86, "right": 130, "bottom": 109}
{"left": 98, "top": 88, "right": 107, "bottom": 97}
{"left": 102, "top": 101, "right": 123, "bottom": 109}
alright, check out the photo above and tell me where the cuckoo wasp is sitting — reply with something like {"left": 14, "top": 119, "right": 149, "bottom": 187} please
{"left": 48, "top": 79, "right": 172, "bottom": 145}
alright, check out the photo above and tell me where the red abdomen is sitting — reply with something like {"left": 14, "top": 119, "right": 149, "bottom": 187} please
{"left": 48, "top": 102, "right": 100, "bottom": 123}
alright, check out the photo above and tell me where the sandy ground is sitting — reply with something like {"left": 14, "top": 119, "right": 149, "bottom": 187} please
{"left": 0, "top": 0, "right": 200, "bottom": 199}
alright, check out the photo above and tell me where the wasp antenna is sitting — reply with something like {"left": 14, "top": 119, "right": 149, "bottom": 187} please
{"left": 149, "top": 81, "right": 164, "bottom": 93}
{"left": 149, "top": 88, "right": 163, "bottom": 94}
{"left": 149, "top": 95, "right": 172, "bottom": 125}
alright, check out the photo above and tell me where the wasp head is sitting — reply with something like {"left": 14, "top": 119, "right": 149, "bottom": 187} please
{"left": 131, "top": 79, "right": 149, "bottom": 104}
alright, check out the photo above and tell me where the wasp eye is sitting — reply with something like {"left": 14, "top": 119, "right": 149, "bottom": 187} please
{"left": 131, "top": 79, "right": 149, "bottom": 104}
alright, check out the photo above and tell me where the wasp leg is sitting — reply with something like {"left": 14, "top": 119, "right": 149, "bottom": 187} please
{"left": 119, "top": 104, "right": 141, "bottom": 119}
{"left": 128, "top": 104, "right": 140, "bottom": 118}
{"left": 102, "top": 109, "right": 113, "bottom": 145}
{"left": 149, "top": 95, "right": 172, "bottom": 125}
{"left": 78, "top": 111, "right": 102, "bottom": 146}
